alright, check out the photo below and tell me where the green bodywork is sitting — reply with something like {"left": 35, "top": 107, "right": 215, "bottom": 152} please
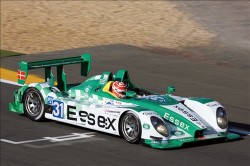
{"left": 9, "top": 53, "right": 240, "bottom": 149}
{"left": 189, "top": 97, "right": 214, "bottom": 104}
{"left": 144, "top": 132, "right": 240, "bottom": 149}
{"left": 9, "top": 53, "right": 91, "bottom": 114}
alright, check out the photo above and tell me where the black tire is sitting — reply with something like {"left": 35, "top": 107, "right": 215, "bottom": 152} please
{"left": 119, "top": 111, "right": 141, "bottom": 144}
{"left": 23, "top": 88, "right": 45, "bottom": 121}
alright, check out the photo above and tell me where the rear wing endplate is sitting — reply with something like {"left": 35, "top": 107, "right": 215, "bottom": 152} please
{"left": 18, "top": 53, "right": 91, "bottom": 91}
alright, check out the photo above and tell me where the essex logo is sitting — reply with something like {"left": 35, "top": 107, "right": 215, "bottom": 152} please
{"left": 67, "top": 105, "right": 116, "bottom": 131}
{"left": 164, "top": 112, "right": 190, "bottom": 131}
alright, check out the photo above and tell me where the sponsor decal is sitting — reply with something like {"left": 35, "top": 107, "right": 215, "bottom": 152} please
{"left": 105, "top": 109, "right": 121, "bottom": 115}
{"left": 104, "top": 99, "right": 114, "bottom": 105}
{"left": 143, "top": 123, "right": 150, "bottom": 129}
{"left": 151, "top": 140, "right": 168, "bottom": 145}
{"left": 164, "top": 113, "right": 190, "bottom": 131}
{"left": 179, "top": 137, "right": 194, "bottom": 142}
{"left": 143, "top": 112, "right": 158, "bottom": 116}
{"left": 114, "top": 101, "right": 122, "bottom": 105}
{"left": 17, "top": 70, "right": 26, "bottom": 80}
{"left": 171, "top": 130, "right": 185, "bottom": 136}
{"left": 142, "top": 95, "right": 166, "bottom": 103}
{"left": 47, "top": 96, "right": 54, "bottom": 105}
{"left": 66, "top": 105, "right": 116, "bottom": 131}
{"left": 52, "top": 100, "right": 64, "bottom": 119}
{"left": 149, "top": 96, "right": 166, "bottom": 103}
{"left": 173, "top": 105, "right": 198, "bottom": 122}
{"left": 207, "top": 103, "right": 219, "bottom": 107}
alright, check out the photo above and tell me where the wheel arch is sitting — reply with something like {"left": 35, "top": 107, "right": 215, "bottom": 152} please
{"left": 22, "top": 83, "right": 57, "bottom": 103}
{"left": 118, "top": 109, "right": 142, "bottom": 134}
{"left": 118, "top": 110, "right": 130, "bottom": 136}
{"left": 21, "top": 86, "right": 36, "bottom": 103}
{"left": 118, "top": 109, "right": 142, "bottom": 143}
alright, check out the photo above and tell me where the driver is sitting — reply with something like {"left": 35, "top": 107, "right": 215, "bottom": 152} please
{"left": 112, "top": 81, "right": 127, "bottom": 99}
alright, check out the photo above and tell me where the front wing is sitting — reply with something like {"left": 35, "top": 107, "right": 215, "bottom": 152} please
{"left": 142, "top": 132, "right": 239, "bottom": 149}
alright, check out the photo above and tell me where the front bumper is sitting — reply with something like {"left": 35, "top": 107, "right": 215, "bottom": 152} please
{"left": 143, "top": 132, "right": 240, "bottom": 149}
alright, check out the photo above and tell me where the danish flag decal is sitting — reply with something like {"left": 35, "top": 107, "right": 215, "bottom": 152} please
{"left": 17, "top": 70, "right": 26, "bottom": 80}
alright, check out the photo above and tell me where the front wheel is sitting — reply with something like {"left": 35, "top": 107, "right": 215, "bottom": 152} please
{"left": 23, "top": 88, "right": 45, "bottom": 121}
{"left": 120, "top": 111, "right": 141, "bottom": 144}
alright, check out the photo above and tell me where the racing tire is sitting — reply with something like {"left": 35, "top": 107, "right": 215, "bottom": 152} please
{"left": 120, "top": 111, "right": 142, "bottom": 144}
{"left": 23, "top": 87, "right": 46, "bottom": 121}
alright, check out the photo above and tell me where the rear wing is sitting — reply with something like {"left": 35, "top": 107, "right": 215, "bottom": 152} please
{"left": 18, "top": 53, "right": 91, "bottom": 91}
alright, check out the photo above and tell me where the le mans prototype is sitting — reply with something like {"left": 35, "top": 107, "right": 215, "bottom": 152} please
{"left": 9, "top": 53, "right": 240, "bottom": 149}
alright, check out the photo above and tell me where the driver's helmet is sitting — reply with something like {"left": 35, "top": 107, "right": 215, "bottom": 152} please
{"left": 112, "top": 81, "right": 127, "bottom": 98}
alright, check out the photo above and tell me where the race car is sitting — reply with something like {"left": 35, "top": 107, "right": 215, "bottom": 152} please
{"left": 9, "top": 53, "right": 240, "bottom": 149}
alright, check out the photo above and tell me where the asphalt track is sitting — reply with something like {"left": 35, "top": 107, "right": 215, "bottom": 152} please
{"left": 1, "top": 44, "right": 250, "bottom": 166}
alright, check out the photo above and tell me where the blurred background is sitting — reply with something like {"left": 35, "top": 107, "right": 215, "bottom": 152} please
{"left": 1, "top": 1, "right": 249, "bottom": 68}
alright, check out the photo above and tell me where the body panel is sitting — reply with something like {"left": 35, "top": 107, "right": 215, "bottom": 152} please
{"left": 9, "top": 55, "right": 240, "bottom": 149}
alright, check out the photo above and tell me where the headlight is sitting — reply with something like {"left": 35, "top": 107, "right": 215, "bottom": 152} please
{"left": 216, "top": 107, "right": 228, "bottom": 129}
{"left": 150, "top": 116, "right": 169, "bottom": 137}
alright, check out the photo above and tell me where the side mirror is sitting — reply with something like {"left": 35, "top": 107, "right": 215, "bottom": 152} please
{"left": 126, "top": 91, "right": 137, "bottom": 98}
{"left": 167, "top": 86, "right": 175, "bottom": 95}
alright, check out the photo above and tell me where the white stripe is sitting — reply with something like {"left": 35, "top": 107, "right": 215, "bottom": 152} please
{"left": 0, "top": 79, "right": 23, "bottom": 86}
{"left": 95, "top": 75, "right": 101, "bottom": 80}
{"left": 28, "top": 83, "right": 38, "bottom": 87}
{"left": 40, "top": 82, "right": 50, "bottom": 88}
{"left": 0, "top": 132, "right": 95, "bottom": 144}
{"left": 228, "top": 127, "right": 250, "bottom": 135}
{"left": 0, "top": 138, "right": 47, "bottom": 144}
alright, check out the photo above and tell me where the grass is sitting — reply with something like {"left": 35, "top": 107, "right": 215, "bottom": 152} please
{"left": 0, "top": 49, "right": 23, "bottom": 58}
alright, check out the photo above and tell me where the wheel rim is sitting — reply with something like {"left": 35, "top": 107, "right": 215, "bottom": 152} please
{"left": 25, "top": 91, "right": 42, "bottom": 116}
{"left": 122, "top": 114, "right": 140, "bottom": 141}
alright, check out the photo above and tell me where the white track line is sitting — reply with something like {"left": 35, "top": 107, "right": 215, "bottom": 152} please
{"left": 0, "top": 132, "right": 96, "bottom": 144}
{"left": 0, "top": 138, "right": 48, "bottom": 144}
{"left": 0, "top": 79, "right": 23, "bottom": 86}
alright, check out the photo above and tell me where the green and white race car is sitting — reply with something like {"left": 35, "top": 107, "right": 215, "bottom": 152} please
{"left": 9, "top": 53, "right": 240, "bottom": 149}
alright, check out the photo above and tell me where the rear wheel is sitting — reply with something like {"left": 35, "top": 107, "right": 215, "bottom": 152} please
{"left": 120, "top": 111, "right": 141, "bottom": 143}
{"left": 23, "top": 88, "right": 45, "bottom": 121}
